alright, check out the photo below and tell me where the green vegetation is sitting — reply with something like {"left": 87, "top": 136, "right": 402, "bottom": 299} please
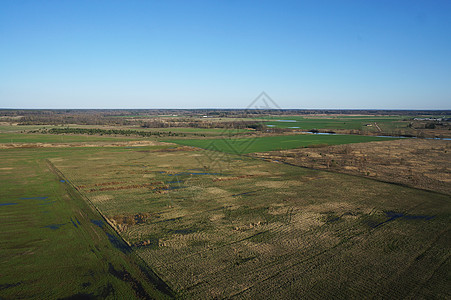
{"left": 0, "top": 147, "right": 174, "bottom": 299}
{"left": 135, "top": 126, "right": 250, "bottom": 134}
{"left": 0, "top": 124, "right": 250, "bottom": 137}
{"left": 0, "top": 132, "right": 141, "bottom": 144}
{"left": 1, "top": 109, "right": 449, "bottom": 298}
{"left": 0, "top": 125, "right": 60, "bottom": 133}
{"left": 263, "top": 116, "right": 406, "bottom": 130}
{"left": 166, "top": 134, "right": 398, "bottom": 154}
{"left": 50, "top": 146, "right": 450, "bottom": 299}
{"left": 45, "top": 127, "right": 186, "bottom": 137}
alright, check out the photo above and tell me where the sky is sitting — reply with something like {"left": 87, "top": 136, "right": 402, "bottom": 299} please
{"left": 1, "top": 0, "right": 450, "bottom": 109}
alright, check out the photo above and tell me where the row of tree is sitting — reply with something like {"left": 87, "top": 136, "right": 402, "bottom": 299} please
{"left": 141, "top": 119, "right": 265, "bottom": 130}
{"left": 42, "top": 127, "right": 198, "bottom": 137}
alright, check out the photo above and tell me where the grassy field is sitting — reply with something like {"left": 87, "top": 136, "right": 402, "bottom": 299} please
{"left": 0, "top": 124, "right": 251, "bottom": 139}
{"left": 49, "top": 145, "right": 450, "bottom": 298}
{"left": 0, "top": 146, "right": 174, "bottom": 299}
{"left": 262, "top": 116, "right": 407, "bottom": 131}
{"left": 0, "top": 125, "right": 61, "bottom": 132}
{"left": 128, "top": 126, "right": 251, "bottom": 136}
{"left": 1, "top": 125, "right": 449, "bottom": 299}
{"left": 166, "top": 134, "right": 398, "bottom": 154}
{"left": 0, "top": 132, "right": 144, "bottom": 144}
{"left": 253, "top": 139, "right": 451, "bottom": 195}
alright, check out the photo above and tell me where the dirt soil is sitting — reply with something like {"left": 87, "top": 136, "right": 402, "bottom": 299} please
{"left": 252, "top": 139, "right": 451, "bottom": 195}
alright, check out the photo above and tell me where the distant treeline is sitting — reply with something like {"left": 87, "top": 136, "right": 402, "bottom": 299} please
{"left": 41, "top": 127, "right": 198, "bottom": 137}
{"left": 2, "top": 108, "right": 450, "bottom": 128}
{"left": 18, "top": 114, "right": 132, "bottom": 126}
{"left": 2, "top": 108, "right": 451, "bottom": 117}
{"left": 141, "top": 119, "right": 265, "bottom": 130}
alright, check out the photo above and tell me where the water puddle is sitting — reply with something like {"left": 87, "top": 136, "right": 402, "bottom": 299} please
{"left": 91, "top": 219, "right": 105, "bottom": 228}
{"left": 0, "top": 203, "right": 18, "bottom": 206}
{"left": 369, "top": 211, "right": 435, "bottom": 228}
{"left": 385, "top": 211, "right": 434, "bottom": 220}
{"left": 71, "top": 218, "right": 78, "bottom": 228}
{"left": 0, "top": 282, "right": 22, "bottom": 290}
{"left": 308, "top": 131, "right": 336, "bottom": 135}
{"left": 166, "top": 180, "right": 184, "bottom": 184}
{"left": 90, "top": 219, "right": 130, "bottom": 253}
{"left": 43, "top": 223, "right": 66, "bottom": 230}
{"left": 106, "top": 233, "right": 130, "bottom": 254}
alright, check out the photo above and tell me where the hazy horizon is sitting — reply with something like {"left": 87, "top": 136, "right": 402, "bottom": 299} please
{"left": 2, "top": 107, "right": 451, "bottom": 112}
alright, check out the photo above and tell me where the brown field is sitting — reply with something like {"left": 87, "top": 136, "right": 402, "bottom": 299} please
{"left": 252, "top": 139, "right": 451, "bottom": 195}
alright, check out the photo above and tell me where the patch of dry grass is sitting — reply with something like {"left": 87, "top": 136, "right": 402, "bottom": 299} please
{"left": 253, "top": 139, "right": 451, "bottom": 194}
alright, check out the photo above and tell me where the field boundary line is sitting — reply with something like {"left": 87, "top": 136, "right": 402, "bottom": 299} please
{"left": 44, "top": 159, "right": 176, "bottom": 298}
{"left": 250, "top": 154, "right": 451, "bottom": 196}
{"left": 45, "top": 159, "right": 124, "bottom": 243}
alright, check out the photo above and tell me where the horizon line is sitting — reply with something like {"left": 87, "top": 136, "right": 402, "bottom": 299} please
{"left": 1, "top": 108, "right": 451, "bottom": 111}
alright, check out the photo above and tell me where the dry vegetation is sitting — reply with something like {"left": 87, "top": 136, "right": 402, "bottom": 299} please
{"left": 253, "top": 139, "right": 451, "bottom": 195}
{"left": 50, "top": 145, "right": 450, "bottom": 299}
{"left": 2, "top": 109, "right": 450, "bottom": 299}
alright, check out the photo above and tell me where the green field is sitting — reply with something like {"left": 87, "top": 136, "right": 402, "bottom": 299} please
{"left": 0, "top": 147, "right": 174, "bottom": 299}
{"left": 166, "top": 134, "right": 398, "bottom": 154}
{"left": 263, "top": 116, "right": 406, "bottom": 131}
{"left": 0, "top": 132, "right": 143, "bottom": 144}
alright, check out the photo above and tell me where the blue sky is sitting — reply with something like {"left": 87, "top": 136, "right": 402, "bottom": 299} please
{"left": 1, "top": 0, "right": 450, "bottom": 109}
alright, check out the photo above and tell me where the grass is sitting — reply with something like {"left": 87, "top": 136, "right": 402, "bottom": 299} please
{"left": 262, "top": 115, "right": 407, "bottom": 130}
{"left": 0, "top": 124, "right": 250, "bottom": 139}
{"left": 0, "top": 132, "right": 143, "bottom": 144}
{"left": 0, "top": 125, "right": 61, "bottom": 132}
{"left": 1, "top": 126, "right": 449, "bottom": 298}
{"left": 128, "top": 126, "right": 250, "bottom": 136}
{"left": 49, "top": 145, "right": 451, "bottom": 299}
{"left": 0, "top": 146, "right": 174, "bottom": 299}
{"left": 165, "top": 134, "right": 398, "bottom": 154}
